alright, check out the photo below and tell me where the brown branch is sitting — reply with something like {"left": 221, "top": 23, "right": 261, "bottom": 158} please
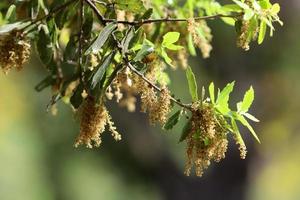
{"left": 127, "top": 62, "right": 192, "bottom": 111}
{"left": 104, "top": 13, "right": 242, "bottom": 25}
{"left": 83, "top": 0, "right": 106, "bottom": 25}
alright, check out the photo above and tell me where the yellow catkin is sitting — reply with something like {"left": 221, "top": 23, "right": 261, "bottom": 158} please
{"left": 184, "top": 104, "right": 229, "bottom": 177}
{"left": 75, "top": 97, "right": 108, "bottom": 148}
{"left": 187, "top": 19, "right": 212, "bottom": 58}
{"left": 0, "top": 30, "right": 31, "bottom": 74}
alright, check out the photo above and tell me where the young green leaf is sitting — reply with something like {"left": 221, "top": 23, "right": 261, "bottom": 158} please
{"left": 243, "top": 113, "right": 260, "bottom": 122}
{"left": 236, "top": 114, "right": 261, "bottom": 143}
{"left": 258, "top": 21, "right": 267, "bottom": 44}
{"left": 164, "top": 110, "right": 182, "bottom": 130}
{"left": 85, "top": 23, "right": 117, "bottom": 55}
{"left": 216, "top": 82, "right": 235, "bottom": 114}
{"left": 239, "top": 86, "right": 254, "bottom": 113}
{"left": 186, "top": 66, "right": 198, "bottom": 102}
{"left": 162, "top": 32, "right": 183, "bottom": 51}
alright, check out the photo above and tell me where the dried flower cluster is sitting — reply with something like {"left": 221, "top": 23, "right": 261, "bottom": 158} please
{"left": 184, "top": 103, "right": 229, "bottom": 177}
{"left": 0, "top": 30, "right": 30, "bottom": 74}
{"left": 75, "top": 97, "right": 121, "bottom": 148}
{"left": 236, "top": 20, "right": 258, "bottom": 51}
{"left": 187, "top": 19, "right": 213, "bottom": 58}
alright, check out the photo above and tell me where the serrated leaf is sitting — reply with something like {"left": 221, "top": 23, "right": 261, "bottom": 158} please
{"left": 258, "top": 21, "right": 267, "bottom": 44}
{"left": 91, "top": 52, "right": 115, "bottom": 89}
{"left": 240, "top": 86, "right": 254, "bottom": 113}
{"left": 186, "top": 66, "right": 198, "bottom": 102}
{"left": 179, "top": 119, "right": 192, "bottom": 143}
{"left": 115, "top": 0, "right": 146, "bottom": 13}
{"left": 164, "top": 110, "right": 182, "bottom": 130}
{"left": 85, "top": 23, "right": 117, "bottom": 55}
{"left": 216, "top": 82, "right": 235, "bottom": 114}
{"left": 237, "top": 114, "right": 261, "bottom": 143}
{"left": 209, "top": 82, "right": 215, "bottom": 104}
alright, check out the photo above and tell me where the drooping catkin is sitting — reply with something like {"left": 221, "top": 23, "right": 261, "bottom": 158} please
{"left": 75, "top": 97, "right": 108, "bottom": 148}
{"left": 0, "top": 30, "right": 31, "bottom": 74}
{"left": 184, "top": 104, "right": 229, "bottom": 177}
{"left": 187, "top": 19, "right": 212, "bottom": 58}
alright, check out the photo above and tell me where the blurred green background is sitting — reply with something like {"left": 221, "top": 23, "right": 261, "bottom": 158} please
{"left": 1, "top": 0, "right": 300, "bottom": 199}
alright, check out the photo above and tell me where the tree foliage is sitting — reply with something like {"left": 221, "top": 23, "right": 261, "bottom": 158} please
{"left": 0, "top": 0, "right": 282, "bottom": 177}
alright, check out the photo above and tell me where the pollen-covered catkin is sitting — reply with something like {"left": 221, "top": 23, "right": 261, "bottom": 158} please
{"left": 75, "top": 97, "right": 108, "bottom": 148}
{"left": 187, "top": 19, "right": 212, "bottom": 58}
{"left": 184, "top": 104, "right": 229, "bottom": 177}
{"left": 0, "top": 30, "right": 31, "bottom": 74}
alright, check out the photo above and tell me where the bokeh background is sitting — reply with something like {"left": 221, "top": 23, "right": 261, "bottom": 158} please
{"left": 1, "top": 0, "right": 300, "bottom": 199}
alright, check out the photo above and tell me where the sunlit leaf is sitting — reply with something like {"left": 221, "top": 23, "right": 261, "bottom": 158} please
{"left": 186, "top": 66, "right": 198, "bottom": 102}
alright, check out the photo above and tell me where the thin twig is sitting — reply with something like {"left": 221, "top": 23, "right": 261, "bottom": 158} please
{"left": 104, "top": 13, "right": 242, "bottom": 25}
{"left": 127, "top": 62, "right": 192, "bottom": 111}
{"left": 84, "top": 0, "right": 106, "bottom": 25}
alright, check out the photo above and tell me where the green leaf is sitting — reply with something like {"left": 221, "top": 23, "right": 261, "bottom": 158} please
{"left": 133, "top": 41, "right": 154, "bottom": 62}
{"left": 0, "top": 22, "right": 29, "bottom": 34}
{"left": 91, "top": 52, "right": 115, "bottom": 89}
{"left": 244, "top": 9, "right": 254, "bottom": 21}
{"left": 216, "top": 82, "right": 235, "bottom": 114}
{"left": 186, "top": 66, "right": 198, "bottom": 102}
{"left": 35, "top": 75, "right": 55, "bottom": 92}
{"left": 140, "top": 8, "right": 153, "bottom": 20}
{"left": 240, "top": 86, "right": 254, "bottom": 113}
{"left": 85, "top": 23, "right": 117, "bottom": 55}
{"left": 162, "top": 32, "right": 182, "bottom": 50}
{"left": 5, "top": 4, "right": 16, "bottom": 22}
{"left": 161, "top": 49, "right": 174, "bottom": 67}
{"left": 231, "top": 117, "right": 246, "bottom": 147}
{"left": 37, "top": 25, "right": 53, "bottom": 65}
{"left": 115, "top": 0, "right": 146, "bottom": 13}
{"left": 179, "top": 119, "right": 192, "bottom": 143}
{"left": 209, "top": 82, "right": 215, "bottom": 104}
{"left": 162, "top": 32, "right": 180, "bottom": 45}
{"left": 258, "top": 21, "right": 267, "bottom": 44}
{"left": 243, "top": 113, "right": 260, "bottom": 122}
{"left": 121, "top": 27, "right": 135, "bottom": 54}
{"left": 236, "top": 114, "right": 261, "bottom": 143}
{"left": 271, "top": 3, "right": 280, "bottom": 15}
{"left": 163, "top": 110, "right": 182, "bottom": 130}
{"left": 70, "top": 84, "right": 84, "bottom": 109}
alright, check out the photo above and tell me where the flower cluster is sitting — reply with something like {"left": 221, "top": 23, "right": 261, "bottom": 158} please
{"left": 75, "top": 97, "right": 121, "bottom": 148}
{"left": 184, "top": 103, "right": 228, "bottom": 177}
{"left": 0, "top": 30, "right": 31, "bottom": 74}
{"left": 187, "top": 19, "right": 213, "bottom": 58}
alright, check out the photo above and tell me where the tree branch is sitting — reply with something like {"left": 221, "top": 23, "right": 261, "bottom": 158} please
{"left": 104, "top": 13, "right": 242, "bottom": 25}
{"left": 126, "top": 62, "right": 192, "bottom": 111}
